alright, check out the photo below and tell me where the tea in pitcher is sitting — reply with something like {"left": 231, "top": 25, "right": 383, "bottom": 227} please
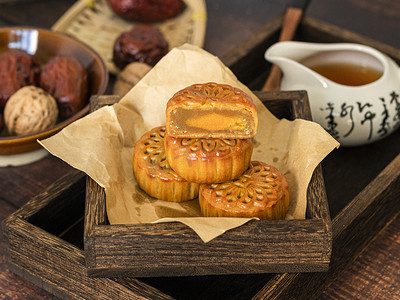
{"left": 307, "top": 62, "right": 382, "bottom": 86}
{"left": 300, "top": 50, "right": 383, "bottom": 86}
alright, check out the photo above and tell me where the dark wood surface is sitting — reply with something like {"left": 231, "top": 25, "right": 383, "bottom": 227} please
{"left": 1, "top": 0, "right": 400, "bottom": 299}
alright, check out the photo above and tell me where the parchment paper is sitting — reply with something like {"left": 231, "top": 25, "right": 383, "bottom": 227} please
{"left": 39, "top": 44, "right": 339, "bottom": 243}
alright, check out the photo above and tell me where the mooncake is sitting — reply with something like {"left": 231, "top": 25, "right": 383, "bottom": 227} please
{"left": 133, "top": 126, "right": 199, "bottom": 202}
{"left": 166, "top": 82, "right": 258, "bottom": 139}
{"left": 199, "top": 161, "right": 290, "bottom": 219}
{"left": 164, "top": 133, "right": 253, "bottom": 184}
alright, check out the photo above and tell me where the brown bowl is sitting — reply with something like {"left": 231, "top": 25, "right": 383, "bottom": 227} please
{"left": 0, "top": 27, "right": 108, "bottom": 155}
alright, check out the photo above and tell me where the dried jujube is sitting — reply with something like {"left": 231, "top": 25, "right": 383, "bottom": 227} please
{"left": 0, "top": 49, "right": 40, "bottom": 110}
{"left": 40, "top": 55, "right": 88, "bottom": 120}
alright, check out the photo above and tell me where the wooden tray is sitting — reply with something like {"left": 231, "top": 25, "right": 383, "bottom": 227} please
{"left": 3, "top": 15, "right": 400, "bottom": 299}
{"left": 84, "top": 91, "right": 331, "bottom": 278}
{"left": 52, "top": 0, "right": 206, "bottom": 74}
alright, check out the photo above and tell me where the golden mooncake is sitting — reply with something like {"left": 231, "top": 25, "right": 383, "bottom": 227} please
{"left": 133, "top": 126, "right": 199, "bottom": 202}
{"left": 199, "top": 161, "right": 290, "bottom": 219}
{"left": 164, "top": 133, "right": 253, "bottom": 184}
{"left": 166, "top": 82, "right": 258, "bottom": 139}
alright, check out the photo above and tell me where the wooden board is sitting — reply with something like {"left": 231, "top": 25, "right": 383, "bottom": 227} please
{"left": 84, "top": 91, "right": 331, "bottom": 278}
{"left": 3, "top": 15, "right": 400, "bottom": 299}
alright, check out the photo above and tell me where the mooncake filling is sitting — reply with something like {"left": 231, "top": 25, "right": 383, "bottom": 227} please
{"left": 167, "top": 107, "right": 255, "bottom": 138}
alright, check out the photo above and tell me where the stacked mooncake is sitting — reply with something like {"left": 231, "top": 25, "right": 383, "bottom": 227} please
{"left": 133, "top": 82, "right": 290, "bottom": 219}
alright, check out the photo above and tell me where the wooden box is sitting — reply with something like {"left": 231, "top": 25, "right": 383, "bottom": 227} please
{"left": 3, "top": 16, "right": 400, "bottom": 299}
{"left": 85, "top": 91, "right": 331, "bottom": 278}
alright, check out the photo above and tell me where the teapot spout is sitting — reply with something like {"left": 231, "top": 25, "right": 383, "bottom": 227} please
{"left": 265, "top": 41, "right": 330, "bottom": 90}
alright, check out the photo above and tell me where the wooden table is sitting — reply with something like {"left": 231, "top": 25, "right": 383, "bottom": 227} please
{"left": 1, "top": 0, "right": 399, "bottom": 299}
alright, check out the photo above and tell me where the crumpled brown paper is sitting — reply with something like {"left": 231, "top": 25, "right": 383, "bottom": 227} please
{"left": 39, "top": 44, "right": 339, "bottom": 243}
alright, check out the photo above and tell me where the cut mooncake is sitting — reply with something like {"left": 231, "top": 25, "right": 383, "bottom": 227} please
{"left": 166, "top": 82, "right": 258, "bottom": 139}
{"left": 199, "top": 161, "right": 290, "bottom": 219}
{"left": 133, "top": 126, "right": 199, "bottom": 202}
{"left": 164, "top": 132, "right": 253, "bottom": 184}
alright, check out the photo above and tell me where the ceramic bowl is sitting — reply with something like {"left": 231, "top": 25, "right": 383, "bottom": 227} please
{"left": 0, "top": 27, "right": 108, "bottom": 155}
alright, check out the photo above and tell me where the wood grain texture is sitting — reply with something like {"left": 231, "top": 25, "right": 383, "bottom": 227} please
{"left": 221, "top": 14, "right": 282, "bottom": 90}
{"left": 322, "top": 214, "right": 400, "bottom": 299}
{"left": 2, "top": 2, "right": 400, "bottom": 298}
{"left": 0, "top": 155, "right": 72, "bottom": 208}
{"left": 0, "top": 200, "right": 56, "bottom": 299}
{"left": 203, "top": 0, "right": 286, "bottom": 58}
{"left": 84, "top": 91, "right": 331, "bottom": 278}
{"left": 3, "top": 171, "right": 174, "bottom": 300}
{"left": 299, "top": 16, "right": 400, "bottom": 62}
{"left": 307, "top": 0, "right": 400, "bottom": 51}
{"left": 252, "top": 154, "right": 400, "bottom": 299}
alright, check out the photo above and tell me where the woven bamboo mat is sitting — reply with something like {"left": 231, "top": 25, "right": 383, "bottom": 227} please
{"left": 52, "top": 0, "right": 206, "bottom": 74}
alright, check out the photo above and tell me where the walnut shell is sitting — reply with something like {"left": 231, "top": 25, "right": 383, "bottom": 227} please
{"left": 4, "top": 86, "right": 59, "bottom": 136}
{"left": 113, "top": 62, "right": 152, "bottom": 96}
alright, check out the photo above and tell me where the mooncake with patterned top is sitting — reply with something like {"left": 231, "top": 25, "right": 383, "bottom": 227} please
{"left": 133, "top": 126, "right": 199, "bottom": 202}
{"left": 199, "top": 161, "right": 290, "bottom": 219}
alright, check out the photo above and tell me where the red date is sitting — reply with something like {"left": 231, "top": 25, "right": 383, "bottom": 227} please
{"left": 40, "top": 56, "right": 88, "bottom": 120}
{"left": 108, "top": 0, "right": 185, "bottom": 23}
{"left": 113, "top": 25, "right": 169, "bottom": 69}
{"left": 0, "top": 49, "right": 40, "bottom": 110}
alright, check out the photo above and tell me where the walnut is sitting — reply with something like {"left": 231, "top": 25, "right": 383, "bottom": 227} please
{"left": 4, "top": 86, "right": 59, "bottom": 136}
{"left": 113, "top": 62, "right": 152, "bottom": 96}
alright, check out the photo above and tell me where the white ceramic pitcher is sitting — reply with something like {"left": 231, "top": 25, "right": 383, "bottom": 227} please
{"left": 265, "top": 41, "right": 400, "bottom": 146}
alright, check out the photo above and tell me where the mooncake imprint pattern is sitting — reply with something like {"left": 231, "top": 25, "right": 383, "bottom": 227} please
{"left": 199, "top": 161, "right": 290, "bottom": 219}
{"left": 145, "top": 129, "right": 169, "bottom": 171}
{"left": 165, "top": 134, "right": 253, "bottom": 184}
{"left": 209, "top": 163, "right": 283, "bottom": 204}
{"left": 180, "top": 138, "right": 238, "bottom": 154}
{"left": 136, "top": 127, "right": 179, "bottom": 179}
{"left": 173, "top": 83, "right": 251, "bottom": 106}
{"left": 133, "top": 126, "right": 199, "bottom": 202}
